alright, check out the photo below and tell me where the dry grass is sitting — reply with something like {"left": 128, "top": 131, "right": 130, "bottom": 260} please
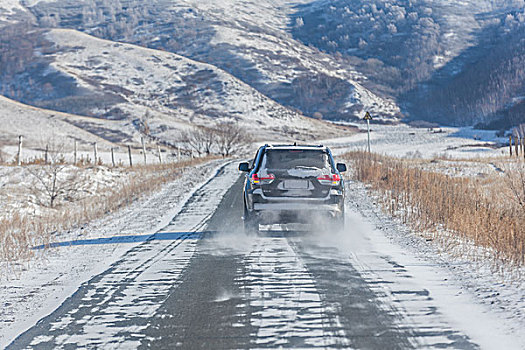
{"left": 0, "top": 157, "right": 217, "bottom": 274}
{"left": 343, "top": 151, "right": 525, "bottom": 269}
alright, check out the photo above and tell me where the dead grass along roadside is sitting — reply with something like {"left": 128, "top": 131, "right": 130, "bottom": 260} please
{"left": 0, "top": 157, "right": 219, "bottom": 277}
{"left": 343, "top": 151, "right": 525, "bottom": 273}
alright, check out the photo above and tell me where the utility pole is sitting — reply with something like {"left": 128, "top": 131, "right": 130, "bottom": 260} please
{"left": 364, "top": 111, "right": 373, "bottom": 153}
{"left": 522, "top": 137, "right": 525, "bottom": 160}
{"left": 157, "top": 145, "right": 162, "bottom": 164}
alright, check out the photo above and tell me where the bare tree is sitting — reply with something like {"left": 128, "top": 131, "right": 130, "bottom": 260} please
{"left": 180, "top": 126, "right": 216, "bottom": 156}
{"left": 28, "top": 164, "right": 80, "bottom": 208}
{"left": 215, "top": 122, "right": 250, "bottom": 157}
{"left": 27, "top": 141, "right": 79, "bottom": 208}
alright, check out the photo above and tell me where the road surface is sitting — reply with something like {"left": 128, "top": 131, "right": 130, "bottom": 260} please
{"left": 8, "top": 163, "right": 482, "bottom": 349}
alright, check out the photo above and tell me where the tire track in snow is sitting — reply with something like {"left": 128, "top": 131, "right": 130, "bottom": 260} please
{"left": 243, "top": 234, "right": 350, "bottom": 348}
{"left": 8, "top": 162, "right": 239, "bottom": 349}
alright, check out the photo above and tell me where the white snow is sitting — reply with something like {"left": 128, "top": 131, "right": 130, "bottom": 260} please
{"left": 243, "top": 236, "right": 350, "bottom": 347}
{"left": 0, "top": 95, "right": 185, "bottom": 167}
{"left": 0, "top": 164, "right": 125, "bottom": 220}
{"left": 0, "top": 0, "right": 24, "bottom": 12}
{"left": 44, "top": 29, "right": 344, "bottom": 142}
{"left": 1, "top": 126, "right": 523, "bottom": 348}
{"left": 0, "top": 95, "right": 119, "bottom": 159}
{"left": 323, "top": 123, "right": 507, "bottom": 159}
{"left": 286, "top": 167, "right": 324, "bottom": 178}
{"left": 323, "top": 181, "right": 525, "bottom": 349}
{"left": 166, "top": 0, "right": 400, "bottom": 120}
{"left": 0, "top": 159, "right": 237, "bottom": 348}
{"left": 0, "top": 0, "right": 27, "bottom": 22}
{"left": 20, "top": 0, "right": 57, "bottom": 7}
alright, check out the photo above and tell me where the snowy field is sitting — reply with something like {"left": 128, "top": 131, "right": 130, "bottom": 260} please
{"left": 320, "top": 123, "right": 514, "bottom": 180}
{"left": 0, "top": 96, "right": 118, "bottom": 158}
{"left": 323, "top": 123, "right": 508, "bottom": 159}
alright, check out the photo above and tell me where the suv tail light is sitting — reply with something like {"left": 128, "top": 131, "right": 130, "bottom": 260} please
{"left": 317, "top": 174, "right": 341, "bottom": 186}
{"left": 251, "top": 173, "right": 275, "bottom": 185}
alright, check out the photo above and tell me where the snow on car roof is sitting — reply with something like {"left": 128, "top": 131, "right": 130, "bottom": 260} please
{"left": 265, "top": 144, "right": 327, "bottom": 151}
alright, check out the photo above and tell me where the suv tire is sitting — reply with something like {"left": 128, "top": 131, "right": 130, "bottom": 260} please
{"left": 243, "top": 203, "right": 259, "bottom": 234}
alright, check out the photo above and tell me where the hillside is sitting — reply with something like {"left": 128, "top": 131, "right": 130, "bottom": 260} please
{"left": 291, "top": 0, "right": 525, "bottom": 129}
{"left": 0, "top": 94, "right": 124, "bottom": 161}
{"left": 405, "top": 15, "right": 525, "bottom": 130}
{"left": 1, "top": 25, "right": 353, "bottom": 151}
{"left": 2, "top": 0, "right": 525, "bottom": 131}
{"left": 0, "top": 0, "right": 29, "bottom": 23}
{"left": 7, "top": 0, "right": 399, "bottom": 123}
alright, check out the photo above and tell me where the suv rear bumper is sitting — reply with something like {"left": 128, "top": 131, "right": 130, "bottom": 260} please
{"left": 250, "top": 188, "right": 342, "bottom": 201}
{"left": 249, "top": 189, "right": 344, "bottom": 224}
{"left": 252, "top": 205, "right": 342, "bottom": 224}
{"left": 253, "top": 202, "right": 341, "bottom": 211}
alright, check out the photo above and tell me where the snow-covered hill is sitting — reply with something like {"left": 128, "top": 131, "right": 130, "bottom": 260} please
{"left": 17, "top": 0, "right": 400, "bottom": 122}
{"left": 291, "top": 0, "right": 525, "bottom": 129}
{"left": 0, "top": 94, "right": 122, "bottom": 161}
{"left": 168, "top": 0, "right": 400, "bottom": 121}
{"left": 42, "top": 29, "right": 347, "bottom": 141}
{"left": 0, "top": 23, "right": 352, "bottom": 154}
{"left": 4, "top": 0, "right": 525, "bottom": 131}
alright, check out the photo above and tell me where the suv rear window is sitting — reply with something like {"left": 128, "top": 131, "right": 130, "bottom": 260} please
{"left": 261, "top": 149, "right": 330, "bottom": 170}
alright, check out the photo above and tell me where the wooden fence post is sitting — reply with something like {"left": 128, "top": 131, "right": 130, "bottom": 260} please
{"left": 141, "top": 137, "right": 147, "bottom": 165}
{"left": 94, "top": 142, "right": 98, "bottom": 165}
{"left": 521, "top": 137, "right": 525, "bottom": 160}
{"left": 178, "top": 146, "right": 181, "bottom": 162}
{"left": 510, "top": 135, "right": 513, "bottom": 157}
{"left": 74, "top": 140, "right": 77, "bottom": 165}
{"left": 128, "top": 145, "right": 133, "bottom": 168}
{"left": 515, "top": 136, "right": 519, "bottom": 157}
{"left": 111, "top": 147, "right": 115, "bottom": 167}
{"left": 157, "top": 145, "right": 162, "bottom": 164}
{"left": 16, "top": 135, "right": 23, "bottom": 166}
{"left": 45, "top": 144, "right": 49, "bottom": 164}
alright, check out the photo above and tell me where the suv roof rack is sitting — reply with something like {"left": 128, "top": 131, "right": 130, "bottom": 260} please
{"left": 266, "top": 144, "right": 324, "bottom": 148}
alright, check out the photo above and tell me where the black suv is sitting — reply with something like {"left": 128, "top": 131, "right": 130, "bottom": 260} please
{"left": 239, "top": 144, "right": 346, "bottom": 232}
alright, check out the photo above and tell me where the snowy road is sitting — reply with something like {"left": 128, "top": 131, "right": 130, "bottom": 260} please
{"left": 6, "top": 162, "right": 522, "bottom": 349}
